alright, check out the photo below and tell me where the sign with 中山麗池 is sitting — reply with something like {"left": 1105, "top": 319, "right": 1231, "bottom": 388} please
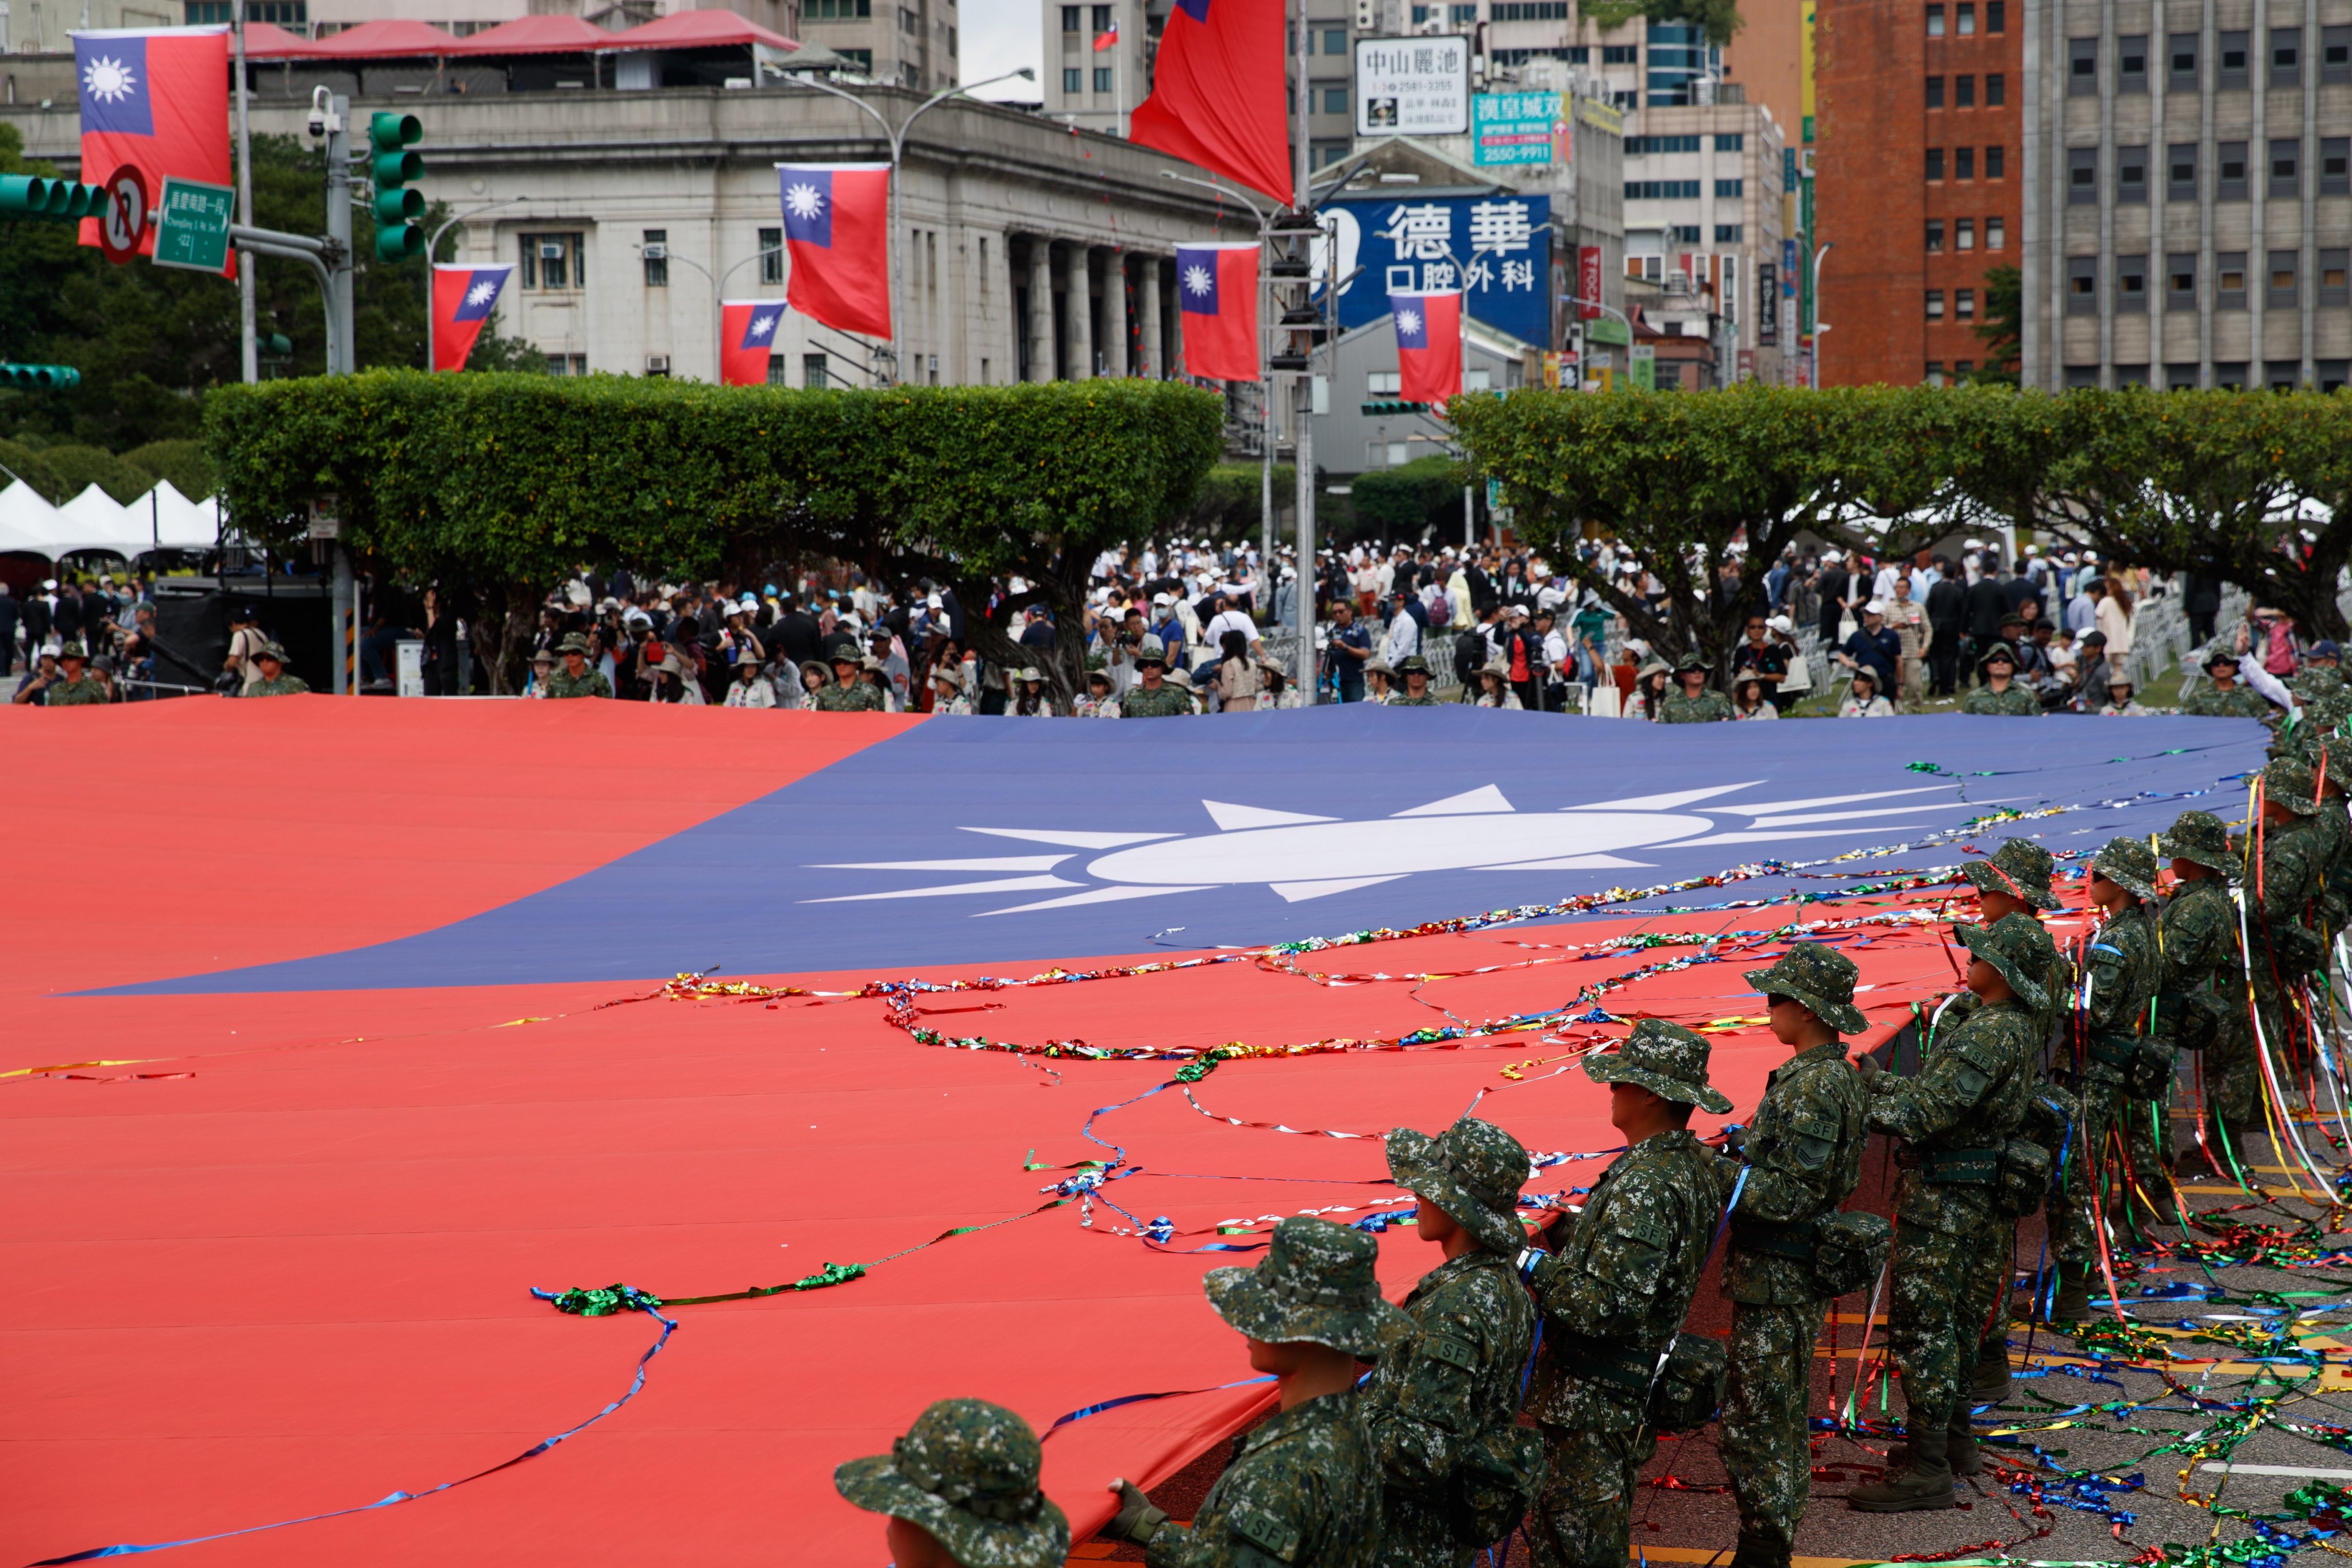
{"left": 152, "top": 176, "right": 234, "bottom": 273}
{"left": 1472, "top": 92, "right": 1567, "bottom": 167}
{"left": 1355, "top": 36, "right": 1470, "bottom": 136}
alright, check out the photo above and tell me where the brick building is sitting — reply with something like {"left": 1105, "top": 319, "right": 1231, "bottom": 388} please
{"left": 1816, "top": 0, "right": 2022, "bottom": 382}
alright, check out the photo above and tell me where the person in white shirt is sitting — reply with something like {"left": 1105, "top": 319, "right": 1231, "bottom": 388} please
{"left": 1837, "top": 669, "right": 1895, "bottom": 717}
{"left": 1384, "top": 596, "right": 1422, "bottom": 665}
{"left": 1203, "top": 594, "right": 1258, "bottom": 655}
{"left": 2094, "top": 578, "right": 2135, "bottom": 662}
{"left": 724, "top": 658, "right": 778, "bottom": 707}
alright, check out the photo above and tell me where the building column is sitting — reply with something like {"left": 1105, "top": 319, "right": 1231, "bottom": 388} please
{"left": 1027, "top": 237, "right": 1055, "bottom": 382}
{"left": 1161, "top": 258, "right": 1182, "bottom": 377}
{"left": 1065, "top": 242, "right": 1095, "bottom": 379}
{"left": 1140, "top": 254, "right": 1164, "bottom": 378}
{"left": 1104, "top": 253, "right": 1131, "bottom": 376}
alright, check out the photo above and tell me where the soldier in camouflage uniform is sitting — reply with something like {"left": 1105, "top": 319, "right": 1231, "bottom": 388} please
{"left": 2152, "top": 811, "right": 2254, "bottom": 1172}
{"left": 1118, "top": 635, "right": 1195, "bottom": 718}
{"left": 2242, "top": 758, "right": 2331, "bottom": 1127}
{"left": 1363, "top": 1117, "right": 1542, "bottom": 1568}
{"left": 1389, "top": 655, "right": 1441, "bottom": 706}
{"left": 815, "top": 649, "right": 883, "bottom": 712}
{"left": 42, "top": 642, "right": 111, "bottom": 705}
{"left": 2182, "top": 648, "right": 2274, "bottom": 719}
{"left": 1718, "top": 943, "right": 1871, "bottom": 1568}
{"left": 1103, "top": 1216, "right": 1400, "bottom": 1568}
{"left": 1849, "top": 916, "right": 2045, "bottom": 1510}
{"left": 1959, "top": 643, "right": 2042, "bottom": 716}
{"left": 543, "top": 633, "right": 612, "bottom": 699}
{"left": 1523, "top": 1019, "right": 1733, "bottom": 1568}
{"left": 241, "top": 642, "right": 311, "bottom": 697}
{"left": 1657, "top": 655, "right": 1733, "bottom": 723}
{"left": 836, "top": 1397, "right": 1071, "bottom": 1568}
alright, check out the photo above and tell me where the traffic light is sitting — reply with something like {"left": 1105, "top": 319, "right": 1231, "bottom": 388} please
{"left": 0, "top": 174, "right": 105, "bottom": 223}
{"left": 368, "top": 110, "right": 425, "bottom": 260}
{"left": 0, "top": 363, "right": 82, "bottom": 389}
{"left": 1360, "top": 399, "right": 1430, "bottom": 416}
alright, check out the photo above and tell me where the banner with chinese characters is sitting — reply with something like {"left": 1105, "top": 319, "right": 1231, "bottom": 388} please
{"left": 1318, "top": 192, "right": 1551, "bottom": 348}
{"left": 1471, "top": 91, "right": 1567, "bottom": 167}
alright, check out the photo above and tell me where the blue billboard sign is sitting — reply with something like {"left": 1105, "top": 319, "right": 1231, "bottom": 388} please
{"left": 1318, "top": 192, "right": 1551, "bottom": 349}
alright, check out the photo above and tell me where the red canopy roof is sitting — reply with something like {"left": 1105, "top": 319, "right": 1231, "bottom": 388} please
{"left": 235, "top": 21, "right": 326, "bottom": 59}
{"left": 303, "top": 18, "right": 463, "bottom": 57}
{"left": 603, "top": 10, "right": 800, "bottom": 51}
{"left": 445, "top": 14, "right": 614, "bottom": 55}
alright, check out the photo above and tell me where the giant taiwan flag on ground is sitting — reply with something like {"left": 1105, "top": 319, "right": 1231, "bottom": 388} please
{"left": 1130, "top": 0, "right": 1291, "bottom": 206}
{"left": 720, "top": 299, "right": 786, "bottom": 385}
{"left": 1389, "top": 289, "right": 1462, "bottom": 402}
{"left": 431, "top": 264, "right": 515, "bottom": 372}
{"left": 1175, "top": 241, "right": 1260, "bottom": 381}
{"left": 73, "top": 26, "right": 230, "bottom": 269}
{"left": 777, "top": 163, "right": 891, "bottom": 341}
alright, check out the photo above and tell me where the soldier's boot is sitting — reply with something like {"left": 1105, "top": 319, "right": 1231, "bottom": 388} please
{"left": 2050, "top": 1263, "right": 2095, "bottom": 1323}
{"left": 1971, "top": 1342, "right": 2013, "bottom": 1403}
{"left": 1848, "top": 1425, "right": 1956, "bottom": 1512}
{"left": 1728, "top": 1531, "right": 1790, "bottom": 1568}
{"left": 1946, "top": 1406, "right": 1982, "bottom": 1477}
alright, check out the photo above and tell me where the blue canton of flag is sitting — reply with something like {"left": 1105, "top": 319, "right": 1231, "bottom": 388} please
{"left": 1175, "top": 246, "right": 1222, "bottom": 315}
{"left": 75, "top": 34, "right": 153, "bottom": 137}
{"left": 741, "top": 308, "right": 782, "bottom": 349}
{"left": 453, "top": 269, "right": 508, "bottom": 322}
{"left": 778, "top": 168, "right": 835, "bottom": 248}
{"left": 1389, "top": 295, "right": 1430, "bottom": 349}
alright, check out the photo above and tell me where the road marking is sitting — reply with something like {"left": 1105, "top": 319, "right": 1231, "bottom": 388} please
{"left": 2199, "top": 1462, "right": 2352, "bottom": 1480}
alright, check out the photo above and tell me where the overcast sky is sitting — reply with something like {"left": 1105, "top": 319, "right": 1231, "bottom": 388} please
{"left": 963, "top": 0, "right": 1046, "bottom": 98}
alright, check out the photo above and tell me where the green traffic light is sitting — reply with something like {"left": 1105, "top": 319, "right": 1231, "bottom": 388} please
{"left": 376, "top": 222, "right": 424, "bottom": 261}
{"left": 261, "top": 333, "right": 292, "bottom": 358}
{"left": 373, "top": 186, "right": 425, "bottom": 225}
{"left": 0, "top": 173, "right": 103, "bottom": 221}
{"left": 370, "top": 111, "right": 423, "bottom": 152}
{"left": 371, "top": 148, "right": 423, "bottom": 187}
{"left": 0, "top": 362, "right": 83, "bottom": 389}
{"left": 368, "top": 111, "right": 424, "bottom": 258}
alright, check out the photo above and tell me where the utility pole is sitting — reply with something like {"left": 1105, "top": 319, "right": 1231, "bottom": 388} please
{"left": 234, "top": 0, "right": 256, "bottom": 384}
{"left": 1289, "top": 0, "right": 1315, "bottom": 701}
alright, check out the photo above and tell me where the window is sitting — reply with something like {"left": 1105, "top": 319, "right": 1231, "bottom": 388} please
{"left": 1926, "top": 289, "right": 1945, "bottom": 319}
{"left": 1985, "top": 71, "right": 2005, "bottom": 103}
{"left": 1986, "top": 215, "right": 2005, "bottom": 248}
{"left": 807, "top": 0, "right": 873, "bottom": 15}
{"left": 1601, "top": 43, "right": 1638, "bottom": 63}
{"left": 1926, "top": 362, "right": 1947, "bottom": 385}
{"left": 836, "top": 48, "right": 873, "bottom": 69}
{"left": 1956, "top": 217, "right": 1976, "bottom": 249}
{"left": 2168, "top": 142, "right": 2197, "bottom": 199}
{"left": 1716, "top": 133, "right": 1744, "bottom": 150}
{"left": 1670, "top": 223, "right": 1702, "bottom": 242}
{"left": 1491, "top": 3, "right": 1568, "bottom": 16}
{"left": 1926, "top": 218, "right": 1946, "bottom": 252}
{"left": 544, "top": 353, "right": 588, "bottom": 376}
{"left": 2064, "top": 365, "right": 2101, "bottom": 388}
{"left": 2323, "top": 137, "right": 2350, "bottom": 195}
{"left": 1956, "top": 2, "right": 1975, "bottom": 33}
{"left": 1063, "top": 67, "right": 1080, "bottom": 91}
{"left": 2117, "top": 253, "right": 2146, "bottom": 304}
{"left": 1926, "top": 73, "right": 1946, "bottom": 106}
{"left": 2169, "top": 33, "right": 2198, "bottom": 87}
{"left": 1322, "top": 85, "right": 1347, "bottom": 111}
{"left": 1060, "top": 4, "right": 1079, "bottom": 28}
{"left": 766, "top": 357, "right": 792, "bottom": 387}
{"left": 2214, "top": 361, "right": 2249, "bottom": 388}
{"left": 1927, "top": 3, "right": 1944, "bottom": 35}
{"left": 2219, "top": 141, "right": 2248, "bottom": 199}
{"left": 2269, "top": 250, "right": 2299, "bottom": 307}
{"left": 1956, "top": 287, "right": 1976, "bottom": 318}
{"left": 2067, "top": 257, "right": 2096, "bottom": 312}
{"left": 520, "top": 232, "right": 583, "bottom": 291}
{"left": 2118, "top": 145, "right": 2146, "bottom": 202}
{"left": 2327, "top": 25, "right": 2352, "bottom": 83}
{"left": 2218, "top": 252, "right": 2248, "bottom": 308}
{"left": 1449, "top": 2, "right": 1475, "bottom": 19}
{"left": 1324, "top": 27, "right": 1346, "bottom": 51}
{"left": 1984, "top": 144, "right": 2004, "bottom": 177}
{"left": 1714, "top": 177, "right": 1744, "bottom": 196}
{"left": 1367, "top": 370, "right": 1402, "bottom": 395}
{"left": 2118, "top": 35, "right": 2146, "bottom": 90}
{"left": 1715, "top": 223, "right": 1744, "bottom": 241}
{"left": 2272, "top": 27, "right": 2300, "bottom": 87}
{"left": 641, "top": 229, "right": 667, "bottom": 287}
{"left": 1926, "top": 147, "right": 1945, "bottom": 180}
{"left": 759, "top": 227, "right": 784, "bottom": 284}
{"left": 1623, "top": 180, "right": 1703, "bottom": 198}
{"left": 1095, "top": 66, "right": 1115, "bottom": 91}
{"left": 2167, "top": 253, "right": 2196, "bottom": 310}
{"left": 2270, "top": 138, "right": 2300, "bottom": 198}
{"left": 2322, "top": 248, "right": 2350, "bottom": 306}
{"left": 2068, "top": 146, "right": 2095, "bottom": 201}
{"left": 1986, "top": 0, "right": 2002, "bottom": 30}
{"left": 2219, "top": 29, "right": 2249, "bottom": 88}
{"left": 900, "top": 6, "right": 919, "bottom": 31}
{"left": 1625, "top": 134, "right": 1701, "bottom": 153}
{"left": 1091, "top": 3, "right": 1110, "bottom": 28}
{"left": 1613, "top": 89, "right": 1640, "bottom": 109}
{"left": 2322, "top": 360, "right": 2351, "bottom": 392}
{"left": 1956, "top": 74, "right": 1975, "bottom": 105}
{"left": 804, "top": 353, "right": 830, "bottom": 389}
{"left": 2068, "top": 36, "right": 2097, "bottom": 95}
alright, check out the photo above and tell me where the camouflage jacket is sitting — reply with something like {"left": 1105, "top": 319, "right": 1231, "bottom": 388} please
{"left": 1361, "top": 1249, "right": 1536, "bottom": 1563}
{"left": 2154, "top": 874, "right": 2243, "bottom": 1034}
{"left": 1657, "top": 689, "right": 1734, "bottom": 723}
{"left": 2315, "top": 801, "right": 2351, "bottom": 933}
{"left": 544, "top": 667, "right": 612, "bottom": 699}
{"left": 1938, "top": 914, "right": 2070, "bottom": 1057}
{"left": 1389, "top": 693, "right": 1440, "bottom": 707}
{"left": 2183, "top": 685, "right": 2274, "bottom": 719}
{"left": 1865, "top": 995, "right": 2038, "bottom": 1235}
{"left": 1528, "top": 1129, "right": 1727, "bottom": 1431}
{"left": 813, "top": 679, "right": 883, "bottom": 712}
{"left": 2079, "top": 900, "right": 2158, "bottom": 1082}
{"left": 1720, "top": 1041, "right": 1868, "bottom": 1306}
{"left": 1121, "top": 682, "right": 1195, "bottom": 717}
{"left": 44, "top": 674, "right": 109, "bottom": 705}
{"left": 1961, "top": 683, "right": 2042, "bottom": 716}
{"left": 243, "top": 674, "right": 310, "bottom": 696}
{"left": 2291, "top": 667, "right": 2347, "bottom": 707}
{"left": 1146, "top": 1389, "right": 1382, "bottom": 1568}
{"left": 2250, "top": 816, "right": 2326, "bottom": 967}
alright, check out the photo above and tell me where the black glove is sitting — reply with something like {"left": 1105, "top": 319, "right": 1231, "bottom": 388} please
{"left": 1514, "top": 1245, "right": 1551, "bottom": 1283}
{"left": 1855, "top": 1052, "right": 1885, "bottom": 1087}
{"left": 1718, "top": 1122, "right": 1748, "bottom": 1161}
{"left": 1104, "top": 1479, "right": 1169, "bottom": 1546}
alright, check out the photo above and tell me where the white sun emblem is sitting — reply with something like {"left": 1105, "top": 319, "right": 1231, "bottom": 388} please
{"left": 800, "top": 782, "right": 2013, "bottom": 916}
{"left": 465, "top": 280, "right": 498, "bottom": 307}
{"left": 83, "top": 55, "right": 137, "bottom": 103}
{"left": 784, "top": 183, "right": 826, "bottom": 222}
{"left": 1181, "top": 263, "right": 1213, "bottom": 296}
{"left": 1396, "top": 308, "right": 1422, "bottom": 336}
{"left": 749, "top": 314, "right": 778, "bottom": 339}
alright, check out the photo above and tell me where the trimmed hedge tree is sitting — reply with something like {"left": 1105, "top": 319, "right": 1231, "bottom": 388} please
{"left": 204, "top": 372, "right": 1226, "bottom": 697}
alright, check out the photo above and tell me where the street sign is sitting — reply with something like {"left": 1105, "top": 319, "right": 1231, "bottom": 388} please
{"left": 96, "top": 163, "right": 150, "bottom": 266}
{"left": 152, "top": 176, "right": 234, "bottom": 273}
{"left": 1354, "top": 36, "right": 1470, "bottom": 137}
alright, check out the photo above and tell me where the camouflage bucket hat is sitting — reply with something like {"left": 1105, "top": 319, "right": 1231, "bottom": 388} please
{"left": 1583, "top": 1017, "right": 1734, "bottom": 1114}
{"left": 1955, "top": 914, "right": 2050, "bottom": 1010}
{"left": 2157, "top": 809, "right": 2235, "bottom": 874}
{"left": 2204, "top": 646, "right": 2241, "bottom": 672}
{"left": 558, "top": 632, "right": 592, "bottom": 655}
{"left": 834, "top": 1397, "right": 1071, "bottom": 1568}
{"left": 2090, "top": 836, "right": 2162, "bottom": 902}
{"left": 1385, "top": 1117, "right": 1532, "bottom": 1258}
{"left": 1975, "top": 640, "right": 2020, "bottom": 668}
{"left": 57, "top": 639, "right": 87, "bottom": 660}
{"left": 1743, "top": 940, "right": 1868, "bottom": 1036}
{"left": 1959, "top": 837, "right": 2061, "bottom": 910}
{"left": 1202, "top": 1215, "right": 1410, "bottom": 1360}
{"left": 1396, "top": 655, "right": 1431, "bottom": 676}
{"left": 1133, "top": 634, "right": 1168, "bottom": 667}
{"left": 2261, "top": 758, "right": 2320, "bottom": 815}
{"left": 258, "top": 641, "right": 290, "bottom": 661}
{"left": 1671, "top": 650, "right": 1710, "bottom": 673}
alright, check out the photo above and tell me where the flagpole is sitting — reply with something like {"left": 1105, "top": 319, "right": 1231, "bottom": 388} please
{"left": 1289, "top": 0, "right": 1315, "bottom": 702}
{"left": 234, "top": 0, "right": 256, "bottom": 384}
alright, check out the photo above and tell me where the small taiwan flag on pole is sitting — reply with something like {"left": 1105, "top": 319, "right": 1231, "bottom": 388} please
{"left": 777, "top": 163, "right": 893, "bottom": 341}
{"left": 430, "top": 264, "right": 516, "bottom": 372}
{"left": 1175, "top": 242, "right": 1259, "bottom": 382}
{"left": 1093, "top": 18, "right": 1119, "bottom": 48}
{"left": 1389, "top": 290, "right": 1463, "bottom": 404}
{"left": 721, "top": 299, "right": 787, "bottom": 386}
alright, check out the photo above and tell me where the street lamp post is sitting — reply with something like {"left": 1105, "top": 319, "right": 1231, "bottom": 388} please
{"left": 777, "top": 67, "right": 1036, "bottom": 385}
{"left": 425, "top": 196, "right": 530, "bottom": 370}
{"left": 1810, "top": 242, "right": 1832, "bottom": 385}
{"left": 627, "top": 240, "right": 790, "bottom": 382}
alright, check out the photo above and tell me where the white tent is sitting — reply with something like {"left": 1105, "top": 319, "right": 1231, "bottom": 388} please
{"left": 0, "top": 479, "right": 225, "bottom": 561}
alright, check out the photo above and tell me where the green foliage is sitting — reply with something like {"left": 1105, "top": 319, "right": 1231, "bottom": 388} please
{"left": 1969, "top": 264, "right": 2022, "bottom": 385}
{"left": 206, "top": 372, "right": 1226, "bottom": 693}
{"left": 37, "top": 443, "right": 157, "bottom": 503}
{"left": 0, "top": 437, "right": 67, "bottom": 500}
{"left": 1582, "top": 0, "right": 1740, "bottom": 44}
{"left": 119, "top": 439, "right": 215, "bottom": 497}
{"left": 1349, "top": 453, "right": 1466, "bottom": 536}
{"left": 1181, "top": 462, "right": 1297, "bottom": 537}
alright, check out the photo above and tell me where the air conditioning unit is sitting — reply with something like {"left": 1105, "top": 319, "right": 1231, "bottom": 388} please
{"left": 642, "top": 242, "right": 667, "bottom": 260}
{"left": 647, "top": 355, "right": 671, "bottom": 374}
{"left": 539, "top": 240, "right": 565, "bottom": 259}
